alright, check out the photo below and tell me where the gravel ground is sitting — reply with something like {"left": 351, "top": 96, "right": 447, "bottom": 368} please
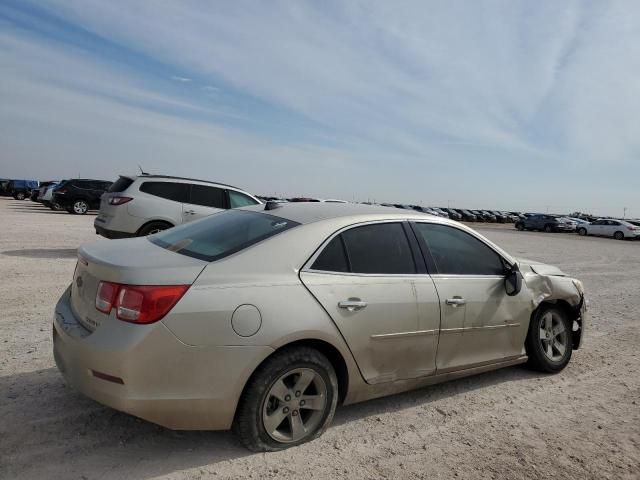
{"left": 1, "top": 197, "right": 638, "bottom": 480}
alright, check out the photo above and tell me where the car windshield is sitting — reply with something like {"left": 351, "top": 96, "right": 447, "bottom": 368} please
{"left": 149, "top": 209, "right": 299, "bottom": 262}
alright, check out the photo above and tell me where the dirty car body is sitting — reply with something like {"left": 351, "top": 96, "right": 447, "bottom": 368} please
{"left": 53, "top": 203, "right": 587, "bottom": 450}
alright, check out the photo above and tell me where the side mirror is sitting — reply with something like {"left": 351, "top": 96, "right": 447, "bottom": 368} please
{"left": 504, "top": 266, "right": 523, "bottom": 296}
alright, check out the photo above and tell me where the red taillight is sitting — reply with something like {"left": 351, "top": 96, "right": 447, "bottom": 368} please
{"left": 56, "top": 188, "right": 67, "bottom": 194}
{"left": 95, "top": 281, "right": 119, "bottom": 313}
{"left": 95, "top": 282, "right": 188, "bottom": 324}
{"left": 108, "top": 196, "right": 133, "bottom": 206}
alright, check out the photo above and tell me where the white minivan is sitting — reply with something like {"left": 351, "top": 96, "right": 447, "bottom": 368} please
{"left": 95, "top": 175, "right": 262, "bottom": 238}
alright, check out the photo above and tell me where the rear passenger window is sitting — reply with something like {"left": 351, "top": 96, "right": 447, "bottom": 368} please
{"left": 229, "top": 190, "right": 259, "bottom": 208}
{"left": 311, "top": 236, "right": 349, "bottom": 272}
{"left": 190, "top": 185, "right": 226, "bottom": 208}
{"left": 413, "top": 223, "right": 505, "bottom": 275}
{"left": 140, "top": 182, "right": 190, "bottom": 202}
{"left": 342, "top": 223, "right": 415, "bottom": 274}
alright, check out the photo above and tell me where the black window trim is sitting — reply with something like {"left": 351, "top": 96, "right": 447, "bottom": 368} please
{"left": 304, "top": 220, "right": 423, "bottom": 277}
{"left": 409, "top": 221, "right": 512, "bottom": 278}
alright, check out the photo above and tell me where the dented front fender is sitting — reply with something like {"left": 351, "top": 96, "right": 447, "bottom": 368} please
{"left": 519, "top": 260, "right": 587, "bottom": 349}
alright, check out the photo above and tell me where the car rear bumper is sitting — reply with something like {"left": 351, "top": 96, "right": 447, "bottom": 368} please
{"left": 53, "top": 287, "right": 274, "bottom": 430}
{"left": 94, "top": 222, "right": 135, "bottom": 239}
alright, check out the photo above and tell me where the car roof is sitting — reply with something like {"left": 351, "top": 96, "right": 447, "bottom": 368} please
{"left": 238, "top": 202, "right": 516, "bottom": 266}
{"left": 130, "top": 174, "right": 241, "bottom": 190}
{"left": 241, "top": 201, "right": 440, "bottom": 225}
{"left": 65, "top": 178, "right": 111, "bottom": 182}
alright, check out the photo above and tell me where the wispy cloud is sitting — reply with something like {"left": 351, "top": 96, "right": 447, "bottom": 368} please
{"left": 1, "top": 0, "right": 639, "bottom": 214}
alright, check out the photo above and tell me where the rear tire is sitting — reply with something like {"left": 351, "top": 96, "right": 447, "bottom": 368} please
{"left": 526, "top": 305, "right": 572, "bottom": 373}
{"left": 15, "top": 192, "right": 25, "bottom": 200}
{"left": 544, "top": 224, "right": 553, "bottom": 233}
{"left": 70, "top": 199, "right": 89, "bottom": 215}
{"left": 516, "top": 222, "right": 525, "bottom": 231}
{"left": 233, "top": 347, "right": 338, "bottom": 452}
{"left": 578, "top": 227, "right": 587, "bottom": 236}
{"left": 137, "top": 221, "right": 172, "bottom": 236}
{"left": 614, "top": 231, "right": 624, "bottom": 240}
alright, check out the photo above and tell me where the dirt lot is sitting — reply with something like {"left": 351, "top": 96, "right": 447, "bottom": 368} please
{"left": 1, "top": 197, "right": 638, "bottom": 480}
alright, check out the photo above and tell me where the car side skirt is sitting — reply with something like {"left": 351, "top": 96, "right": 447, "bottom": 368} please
{"left": 343, "top": 355, "right": 528, "bottom": 405}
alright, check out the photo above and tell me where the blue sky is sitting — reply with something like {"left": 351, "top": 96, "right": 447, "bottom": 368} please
{"left": 1, "top": 0, "right": 638, "bottom": 216}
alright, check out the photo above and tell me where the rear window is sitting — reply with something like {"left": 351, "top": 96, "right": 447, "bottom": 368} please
{"left": 149, "top": 210, "right": 299, "bottom": 262}
{"left": 108, "top": 177, "right": 134, "bottom": 193}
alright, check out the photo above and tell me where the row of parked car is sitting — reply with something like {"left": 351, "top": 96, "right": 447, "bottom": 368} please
{"left": 5, "top": 174, "right": 638, "bottom": 241}
{"left": 513, "top": 213, "right": 640, "bottom": 240}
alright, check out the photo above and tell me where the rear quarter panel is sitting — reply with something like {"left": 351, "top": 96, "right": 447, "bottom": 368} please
{"left": 160, "top": 222, "right": 367, "bottom": 393}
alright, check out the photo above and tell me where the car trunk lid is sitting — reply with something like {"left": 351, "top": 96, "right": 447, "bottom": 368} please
{"left": 71, "top": 238, "right": 208, "bottom": 331}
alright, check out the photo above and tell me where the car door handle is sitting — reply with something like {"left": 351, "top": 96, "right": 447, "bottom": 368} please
{"left": 184, "top": 210, "right": 196, "bottom": 215}
{"left": 338, "top": 300, "right": 368, "bottom": 312}
{"left": 445, "top": 297, "right": 466, "bottom": 306}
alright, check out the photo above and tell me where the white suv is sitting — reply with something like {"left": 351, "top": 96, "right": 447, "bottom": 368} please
{"left": 94, "top": 175, "right": 262, "bottom": 238}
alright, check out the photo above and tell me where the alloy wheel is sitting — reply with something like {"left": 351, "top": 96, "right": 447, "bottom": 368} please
{"left": 262, "top": 368, "right": 327, "bottom": 444}
{"left": 73, "top": 201, "right": 88, "bottom": 214}
{"left": 539, "top": 311, "right": 569, "bottom": 362}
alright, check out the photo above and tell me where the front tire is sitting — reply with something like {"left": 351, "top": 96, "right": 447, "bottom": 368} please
{"left": 578, "top": 228, "right": 587, "bottom": 236}
{"left": 614, "top": 231, "right": 624, "bottom": 240}
{"left": 526, "top": 306, "right": 572, "bottom": 373}
{"left": 544, "top": 224, "right": 553, "bottom": 233}
{"left": 15, "top": 192, "right": 25, "bottom": 200}
{"left": 233, "top": 347, "right": 338, "bottom": 452}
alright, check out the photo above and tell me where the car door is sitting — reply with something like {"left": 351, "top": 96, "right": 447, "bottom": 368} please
{"left": 183, "top": 184, "right": 227, "bottom": 223}
{"left": 411, "top": 222, "right": 530, "bottom": 373}
{"left": 603, "top": 220, "right": 619, "bottom": 237}
{"left": 588, "top": 220, "right": 604, "bottom": 235}
{"left": 300, "top": 222, "right": 441, "bottom": 384}
{"left": 136, "top": 181, "right": 189, "bottom": 225}
{"left": 87, "top": 181, "right": 106, "bottom": 207}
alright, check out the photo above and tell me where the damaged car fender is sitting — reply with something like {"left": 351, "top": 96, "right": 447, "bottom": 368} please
{"left": 518, "top": 259, "right": 587, "bottom": 350}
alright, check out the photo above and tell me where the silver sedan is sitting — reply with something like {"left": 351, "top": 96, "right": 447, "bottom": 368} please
{"left": 53, "top": 203, "right": 587, "bottom": 451}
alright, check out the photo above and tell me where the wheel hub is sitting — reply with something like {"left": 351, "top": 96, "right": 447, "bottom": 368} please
{"left": 539, "top": 312, "right": 568, "bottom": 362}
{"left": 262, "top": 368, "right": 327, "bottom": 443}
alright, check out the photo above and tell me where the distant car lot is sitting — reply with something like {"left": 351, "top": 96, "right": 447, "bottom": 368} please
{"left": 4, "top": 175, "right": 637, "bottom": 244}
{"left": 1, "top": 196, "right": 638, "bottom": 479}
